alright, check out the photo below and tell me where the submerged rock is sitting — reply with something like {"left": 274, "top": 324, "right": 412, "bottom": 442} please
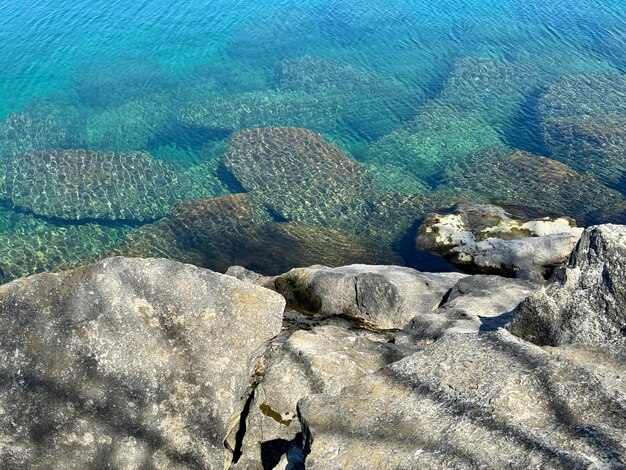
{"left": 438, "top": 57, "right": 538, "bottom": 127}
{"left": 0, "top": 111, "right": 71, "bottom": 158}
{"left": 438, "top": 149, "right": 624, "bottom": 223}
{"left": 102, "top": 194, "right": 397, "bottom": 276}
{"left": 298, "top": 329, "right": 626, "bottom": 469}
{"left": 0, "top": 257, "right": 285, "bottom": 468}
{"left": 3, "top": 149, "right": 191, "bottom": 221}
{"left": 417, "top": 203, "right": 583, "bottom": 278}
{"left": 80, "top": 93, "right": 175, "bottom": 152}
{"left": 274, "top": 264, "right": 465, "bottom": 329}
{"left": 274, "top": 56, "right": 419, "bottom": 139}
{"left": 364, "top": 100, "right": 505, "bottom": 184}
{"left": 509, "top": 224, "right": 626, "bottom": 348}
{"left": 222, "top": 127, "right": 373, "bottom": 229}
{"left": 539, "top": 73, "right": 626, "bottom": 187}
{"left": 0, "top": 223, "right": 130, "bottom": 284}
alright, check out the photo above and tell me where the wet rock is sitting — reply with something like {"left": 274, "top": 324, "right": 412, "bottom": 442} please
{"left": 509, "top": 224, "right": 626, "bottom": 348}
{"left": 222, "top": 127, "right": 374, "bottom": 229}
{"left": 274, "top": 264, "right": 466, "bottom": 330}
{"left": 437, "top": 149, "right": 624, "bottom": 223}
{"left": 4, "top": 149, "right": 191, "bottom": 221}
{"left": 539, "top": 73, "right": 626, "bottom": 187}
{"left": 417, "top": 203, "right": 583, "bottom": 278}
{"left": 0, "top": 257, "right": 285, "bottom": 468}
{"left": 298, "top": 329, "right": 626, "bottom": 469}
{"left": 408, "top": 275, "right": 542, "bottom": 341}
{"left": 229, "top": 324, "right": 410, "bottom": 469}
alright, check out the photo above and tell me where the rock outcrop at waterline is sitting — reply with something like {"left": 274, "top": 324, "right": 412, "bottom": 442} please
{"left": 417, "top": 203, "right": 584, "bottom": 279}
{"left": 0, "top": 224, "right": 623, "bottom": 469}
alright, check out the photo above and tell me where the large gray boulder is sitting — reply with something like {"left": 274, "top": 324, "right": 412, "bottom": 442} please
{"left": 417, "top": 203, "right": 583, "bottom": 279}
{"left": 274, "top": 265, "right": 466, "bottom": 329}
{"left": 408, "top": 275, "right": 542, "bottom": 341}
{"left": 509, "top": 224, "right": 626, "bottom": 348}
{"left": 229, "top": 323, "right": 411, "bottom": 469}
{"left": 0, "top": 257, "right": 285, "bottom": 469}
{"left": 298, "top": 330, "right": 626, "bottom": 469}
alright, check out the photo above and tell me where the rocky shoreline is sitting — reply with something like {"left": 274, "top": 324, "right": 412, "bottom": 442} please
{"left": 0, "top": 209, "right": 623, "bottom": 468}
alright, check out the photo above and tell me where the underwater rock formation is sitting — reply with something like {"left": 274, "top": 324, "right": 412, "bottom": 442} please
{"left": 438, "top": 57, "right": 538, "bottom": 127}
{"left": 509, "top": 224, "right": 626, "bottom": 348}
{"left": 0, "top": 257, "right": 285, "bottom": 468}
{"left": 102, "top": 193, "right": 397, "bottom": 275}
{"left": 0, "top": 111, "right": 71, "bottom": 159}
{"left": 80, "top": 93, "right": 175, "bottom": 152}
{"left": 1, "top": 149, "right": 191, "bottom": 221}
{"left": 359, "top": 192, "right": 461, "bottom": 248}
{"left": 364, "top": 100, "right": 505, "bottom": 184}
{"left": 73, "top": 58, "right": 175, "bottom": 109}
{"left": 236, "top": 222, "right": 402, "bottom": 275}
{"left": 0, "top": 222, "right": 129, "bottom": 283}
{"left": 417, "top": 203, "right": 583, "bottom": 278}
{"left": 222, "top": 127, "right": 374, "bottom": 229}
{"left": 539, "top": 73, "right": 626, "bottom": 187}
{"left": 178, "top": 57, "right": 419, "bottom": 152}
{"left": 437, "top": 148, "right": 625, "bottom": 223}
{"left": 274, "top": 56, "right": 419, "bottom": 138}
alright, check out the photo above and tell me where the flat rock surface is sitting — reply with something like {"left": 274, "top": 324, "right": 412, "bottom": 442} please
{"left": 0, "top": 257, "right": 285, "bottom": 469}
{"left": 298, "top": 329, "right": 626, "bottom": 469}
{"left": 230, "top": 324, "right": 410, "bottom": 469}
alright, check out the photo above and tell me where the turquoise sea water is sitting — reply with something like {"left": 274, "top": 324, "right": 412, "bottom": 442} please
{"left": 0, "top": 0, "right": 625, "bottom": 280}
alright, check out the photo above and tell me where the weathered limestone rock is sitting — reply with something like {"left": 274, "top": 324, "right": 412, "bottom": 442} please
{"left": 274, "top": 264, "right": 466, "bottom": 329}
{"left": 408, "top": 275, "right": 542, "bottom": 341}
{"left": 298, "top": 330, "right": 626, "bottom": 469}
{"left": 230, "top": 324, "right": 410, "bottom": 469}
{"left": 0, "top": 257, "right": 285, "bottom": 469}
{"left": 417, "top": 203, "right": 583, "bottom": 279}
{"left": 509, "top": 224, "right": 626, "bottom": 348}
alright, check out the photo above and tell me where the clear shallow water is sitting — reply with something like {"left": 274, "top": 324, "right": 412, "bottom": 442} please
{"left": 0, "top": 0, "right": 625, "bottom": 281}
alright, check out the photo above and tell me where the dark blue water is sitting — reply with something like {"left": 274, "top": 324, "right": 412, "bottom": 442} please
{"left": 0, "top": 0, "right": 624, "bottom": 280}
